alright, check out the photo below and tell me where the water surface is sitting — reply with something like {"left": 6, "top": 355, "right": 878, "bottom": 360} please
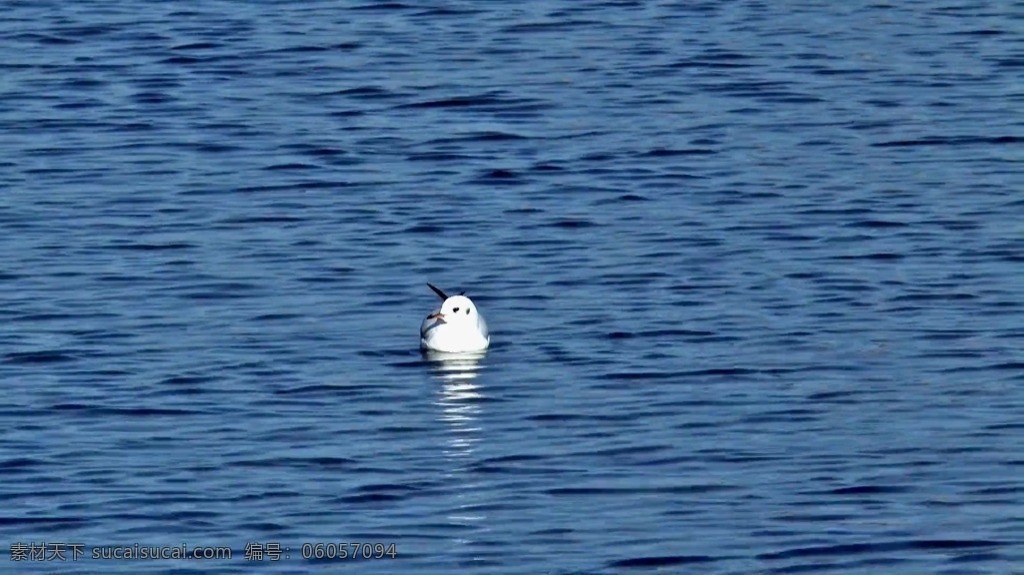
{"left": 1, "top": 2, "right": 1022, "bottom": 573}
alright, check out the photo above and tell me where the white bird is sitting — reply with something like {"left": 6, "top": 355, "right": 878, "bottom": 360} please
{"left": 420, "top": 283, "right": 490, "bottom": 353}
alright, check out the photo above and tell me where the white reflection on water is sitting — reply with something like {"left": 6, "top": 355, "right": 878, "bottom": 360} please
{"left": 425, "top": 351, "right": 490, "bottom": 533}
{"left": 425, "top": 350, "right": 486, "bottom": 460}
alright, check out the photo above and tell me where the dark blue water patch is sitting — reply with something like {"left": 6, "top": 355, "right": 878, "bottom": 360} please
{"left": 808, "top": 485, "right": 912, "bottom": 496}
{"left": 888, "top": 292, "right": 976, "bottom": 302}
{"left": 702, "top": 80, "right": 788, "bottom": 94}
{"left": 578, "top": 151, "right": 621, "bottom": 163}
{"left": 412, "top": 6, "right": 486, "bottom": 17}
{"left": 607, "top": 329, "right": 716, "bottom": 340}
{"left": 995, "top": 57, "right": 1024, "bottom": 69}
{"left": 773, "top": 511, "right": 863, "bottom": 524}
{"left": 474, "top": 455, "right": 549, "bottom": 470}
{"left": 810, "top": 66, "right": 877, "bottom": 77}
{"left": 405, "top": 152, "right": 478, "bottom": 162}
{"left": 261, "top": 162, "right": 320, "bottom": 171}
{"left": 863, "top": 98, "right": 904, "bottom": 109}
{"left": 873, "top": 135, "right": 1023, "bottom": 147}
{"left": 669, "top": 281, "right": 731, "bottom": 292}
{"left": 501, "top": 20, "right": 603, "bottom": 33}
{"left": 404, "top": 223, "right": 446, "bottom": 234}
{"left": 805, "top": 390, "right": 870, "bottom": 404}
{"left": 48, "top": 404, "right": 201, "bottom": 418}
{"left": 9, "top": 118, "right": 108, "bottom": 132}
{"left": 225, "top": 521, "right": 289, "bottom": 536}
{"left": 231, "top": 489, "right": 304, "bottom": 504}
{"left": 967, "top": 247, "right": 1024, "bottom": 263}
{"left": 762, "top": 539, "right": 1009, "bottom": 563}
{"left": 761, "top": 231, "right": 819, "bottom": 243}
{"left": 473, "top": 169, "right": 524, "bottom": 185}
{"left": 3, "top": 350, "right": 77, "bottom": 365}
{"left": 696, "top": 449, "right": 791, "bottom": 464}
{"left": 597, "top": 270, "right": 671, "bottom": 284}
{"left": 357, "top": 349, "right": 421, "bottom": 359}
{"left": 50, "top": 22, "right": 123, "bottom": 39}
{"left": 160, "top": 374, "right": 221, "bottom": 386}
{"left": 263, "top": 41, "right": 362, "bottom": 54}
{"left": 949, "top": 27, "right": 1007, "bottom": 36}
{"left": 833, "top": 252, "right": 905, "bottom": 261}
{"left": 741, "top": 408, "right": 823, "bottom": 424}
{"left": 596, "top": 367, "right": 761, "bottom": 382}
{"left": 608, "top": 555, "right": 719, "bottom": 568}
{"left": 923, "top": 218, "right": 984, "bottom": 232}
{"left": 178, "top": 141, "right": 245, "bottom": 154}
{"left": 218, "top": 215, "right": 306, "bottom": 225}
{"left": 546, "top": 483, "right": 735, "bottom": 497}
{"left": 279, "top": 145, "right": 354, "bottom": 161}
{"left": 0, "top": 516, "right": 89, "bottom": 529}
{"left": 178, "top": 282, "right": 262, "bottom": 300}
{"left": 247, "top": 312, "right": 306, "bottom": 322}
{"left": 338, "top": 484, "right": 426, "bottom": 504}
{"left": 375, "top": 425, "right": 435, "bottom": 434}
{"left": 666, "top": 57, "right": 753, "bottom": 70}
{"left": 222, "top": 180, "right": 351, "bottom": 194}
{"left": 577, "top": 444, "right": 673, "bottom": 459}
{"left": 426, "top": 131, "right": 528, "bottom": 145}
{"left": 527, "top": 412, "right": 638, "bottom": 425}
{"left": 54, "top": 98, "right": 106, "bottom": 110}
{"left": 105, "top": 241, "right": 195, "bottom": 251}
{"left": 351, "top": 2, "right": 412, "bottom": 11}
{"left": 12, "top": 32, "right": 79, "bottom": 45}
{"left": 15, "top": 313, "right": 100, "bottom": 325}
{"left": 160, "top": 55, "right": 205, "bottom": 66}
{"left": 984, "top": 422, "right": 1024, "bottom": 434}
{"left": 757, "top": 91, "right": 824, "bottom": 105}
{"left": 331, "top": 85, "right": 399, "bottom": 99}
{"left": 129, "top": 90, "right": 176, "bottom": 105}
{"left": 593, "top": 194, "right": 650, "bottom": 205}
{"left": 965, "top": 485, "right": 1022, "bottom": 496}
{"left": 227, "top": 457, "right": 356, "bottom": 471}
{"left": 529, "top": 162, "right": 564, "bottom": 173}
{"left": 171, "top": 41, "right": 222, "bottom": 51}
{"left": 766, "top": 557, "right": 912, "bottom": 574}
{"left": 0, "top": 457, "right": 50, "bottom": 474}
{"left": 21, "top": 145, "right": 84, "bottom": 158}
{"left": 402, "top": 93, "right": 528, "bottom": 109}
{"left": 639, "top": 147, "right": 717, "bottom": 157}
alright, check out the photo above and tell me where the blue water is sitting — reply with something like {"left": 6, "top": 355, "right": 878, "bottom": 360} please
{"left": 2, "top": 2, "right": 1022, "bottom": 574}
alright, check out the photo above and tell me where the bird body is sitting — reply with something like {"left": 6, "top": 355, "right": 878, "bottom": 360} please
{"left": 420, "top": 283, "right": 490, "bottom": 353}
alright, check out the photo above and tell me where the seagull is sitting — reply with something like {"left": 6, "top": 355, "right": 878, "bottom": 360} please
{"left": 420, "top": 283, "right": 490, "bottom": 353}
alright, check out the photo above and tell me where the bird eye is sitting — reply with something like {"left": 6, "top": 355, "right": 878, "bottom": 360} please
{"left": 466, "top": 308, "right": 471, "bottom": 314}
{"left": 453, "top": 307, "right": 460, "bottom": 313}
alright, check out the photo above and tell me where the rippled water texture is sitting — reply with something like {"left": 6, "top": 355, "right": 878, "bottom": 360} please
{"left": 1, "top": 1, "right": 1022, "bottom": 574}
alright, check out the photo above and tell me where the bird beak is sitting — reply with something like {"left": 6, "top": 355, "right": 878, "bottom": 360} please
{"left": 428, "top": 312, "right": 445, "bottom": 321}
